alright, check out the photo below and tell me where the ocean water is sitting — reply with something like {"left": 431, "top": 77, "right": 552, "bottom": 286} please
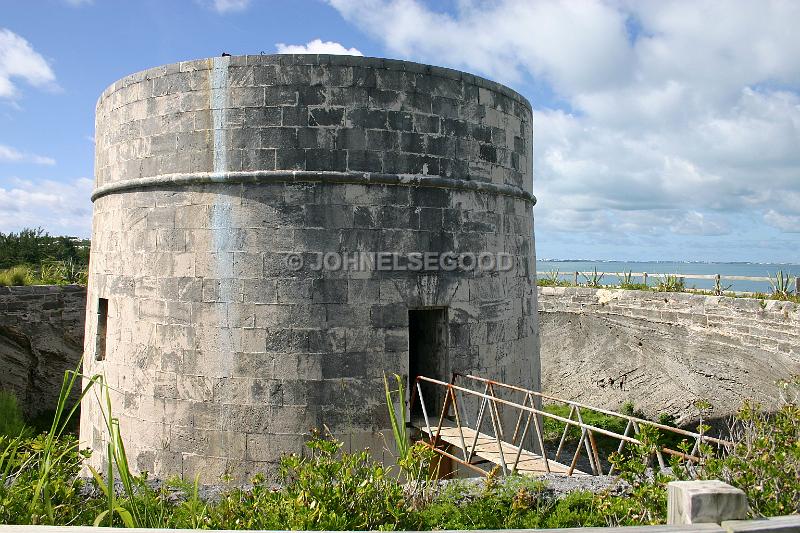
{"left": 537, "top": 260, "right": 800, "bottom": 293}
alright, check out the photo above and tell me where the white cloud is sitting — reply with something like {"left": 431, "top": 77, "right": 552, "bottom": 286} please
{"left": 0, "top": 144, "right": 55, "bottom": 165}
{"left": 328, "top": 0, "right": 631, "bottom": 89}
{"left": 207, "top": 0, "right": 250, "bottom": 13}
{"left": 0, "top": 28, "right": 57, "bottom": 99}
{"left": 64, "top": 0, "right": 93, "bottom": 6}
{"left": 275, "top": 39, "right": 363, "bottom": 56}
{"left": 764, "top": 210, "right": 800, "bottom": 233}
{"left": 328, "top": 0, "right": 800, "bottom": 244}
{"left": 0, "top": 177, "right": 92, "bottom": 237}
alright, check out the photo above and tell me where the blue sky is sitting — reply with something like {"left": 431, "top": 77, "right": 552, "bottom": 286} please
{"left": 1, "top": 0, "right": 799, "bottom": 263}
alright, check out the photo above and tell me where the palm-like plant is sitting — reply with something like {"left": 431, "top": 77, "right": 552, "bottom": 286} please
{"left": 768, "top": 270, "right": 795, "bottom": 300}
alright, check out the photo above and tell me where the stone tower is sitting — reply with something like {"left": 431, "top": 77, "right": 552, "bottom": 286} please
{"left": 81, "top": 54, "right": 538, "bottom": 482}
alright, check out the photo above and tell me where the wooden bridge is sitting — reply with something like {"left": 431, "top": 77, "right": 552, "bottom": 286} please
{"left": 410, "top": 374, "right": 730, "bottom": 477}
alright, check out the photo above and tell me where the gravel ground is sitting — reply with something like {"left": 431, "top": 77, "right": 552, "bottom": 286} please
{"left": 78, "top": 471, "right": 627, "bottom": 505}
{"left": 535, "top": 474, "right": 624, "bottom": 497}
{"left": 413, "top": 472, "right": 628, "bottom": 503}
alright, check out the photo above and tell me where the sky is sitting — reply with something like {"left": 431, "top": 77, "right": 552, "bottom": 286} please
{"left": 1, "top": 0, "right": 798, "bottom": 263}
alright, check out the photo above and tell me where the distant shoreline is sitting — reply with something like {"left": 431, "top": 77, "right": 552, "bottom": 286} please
{"left": 536, "top": 259, "right": 798, "bottom": 293}
{"left": 539, "top": 259, "right": 799, "bottom": 265}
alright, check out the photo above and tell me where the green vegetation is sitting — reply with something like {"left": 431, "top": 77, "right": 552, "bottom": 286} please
{"left": 414, "top": 475, "right": 610, "bottom": 529}
{"left": 581, "top": 268, "right": 605, "bottom": 288}
{"left": 0, "top": 266, "right": 30, "bottom": 287}
{"left": 536, "top": 270, "right": 571, "bottom": 287}
{"left": 655, "top": 274, "right": 685, "bottom": 293}
{"left": 541, "top": 403, "right": 631, "bottom": 446}
{"left": 767, "top": 270, "right": 796, "bottom": 301}
{"left": 0, "top": 228, "right": 89, "bottom": 270}
{"left": 0, "top": 391, "right": 29, "bottom": 438}
{"left": 754, "top": 292, "right": 800, "bottom": 304}
{"left": 701, "top": 377, "right": 800, "bottom": 517}
{"left": 0, "top": 260, "right": 89, "bottom": 287}
{"left": 615, "top": 271, "right": 649, "bottom": 291}
{"left": 1, "top": 373, "right": 798, "bottom": 528}
{"left": 0, "top": 228, "right": 89, "bottom": 286}
{"left": 714, "top": 275, "right": 733, "bottom": 296}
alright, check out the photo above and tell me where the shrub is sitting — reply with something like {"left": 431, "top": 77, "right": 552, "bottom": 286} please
{"left": 655, "top": 274, "right": 685, "bottom": 292}
{"left": 0, "top": 391, "right": 28, "bottom": 438}
{"left": 277, "top": 431, "right": 413, "bottom": 530}
{"left": 541, "top": 403, "right": 631, "bottom": 453}
{"left": 0, "top": 228, "right": 89, "bottom": 271}
{"left": 701, "top": 377, "right": 800, "bottom": 517}
{"left": 582, "top": 268, "right": 605, "bottom": 288}
{"left": 1, "top": 370, "right": 797, "bottom": 529}
{"left": 0, "top": 433, "right": 97, "bottom": 525}
{"left": 537, "top": 270, "right": 571, "bottom": 287}
{"left": 38, "top": 259, "right": 88, "bottom": 286}
{"left": 206, "top": 431, "right": 413, "bottom": 530}
{"left": 0, "top": 266, "right": 30, "bottom": 286}
{"left": 615, "top": 271, "right": 648, "bottom": 290}
{"left": 767, "top": 270, "right": 796, "bottom": 301}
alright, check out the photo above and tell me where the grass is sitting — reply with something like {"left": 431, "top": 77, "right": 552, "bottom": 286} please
{"left": 654, "top": 274, "right": 685, "bottom": 293}
{"left": 0, "top": 260, "right": 88, "bottom": 287}
{"left": 0, "top": 266, "right": 30, "bottom": 286}
{"left": 0, "top": 391, "right": 29, "bottom": 438}
{"left": 537, "top": 270, "right": 572, "bottom": 287}
{"left": 541, "top": 403, "right": 634, "bottom": 460}
{"left": 540, "top": 402, "right": 692, "bottom": 472}
{"left": 581, "top": 268, "right": 605, "bottom": 288}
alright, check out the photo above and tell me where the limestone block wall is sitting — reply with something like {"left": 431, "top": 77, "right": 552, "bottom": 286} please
{"left": 538, "top": 286, "right": 800, "bottom": 422}
{"left": 0, "top": 285, "right": 86, "bottom": 418}
{"left": 81, "top": 54, "right": 538, "bottom": 482}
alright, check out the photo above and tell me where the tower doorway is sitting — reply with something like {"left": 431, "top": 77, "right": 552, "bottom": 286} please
{"left": 409, "top": 308, "right": 449, "bottom": 422}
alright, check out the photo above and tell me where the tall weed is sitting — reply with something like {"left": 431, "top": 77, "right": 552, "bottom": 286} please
{"left": 0, "top": 266, "right": 30, "bottom": 286}
{"left": 768, "top": 270, "right": 795, "bottom": 300}
{"left": 0, "top": 391, "right": 29, "bottom": 438}
{"left": 655, "top": 274, "right": 685, "bottom": 292}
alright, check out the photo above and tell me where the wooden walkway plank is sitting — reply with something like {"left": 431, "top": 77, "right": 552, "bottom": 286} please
{"left": 419, "top": 424, "right": 588, "bottom": 477}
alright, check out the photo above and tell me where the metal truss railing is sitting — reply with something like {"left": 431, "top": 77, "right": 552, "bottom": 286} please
{"left": 410, "top": 373, "right": 730, "bottom": 477}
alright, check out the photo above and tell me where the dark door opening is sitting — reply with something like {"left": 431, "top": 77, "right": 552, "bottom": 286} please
{"left": 409, "top": 308, "right": 448, "bottom": 422}
{"left": 95, "top": 298, "right": 109, "bottom": 361}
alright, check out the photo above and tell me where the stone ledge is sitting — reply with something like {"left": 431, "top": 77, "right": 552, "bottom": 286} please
{"left": 722, "top": 516, "right": 800, "bottom": 532}
{"left": 0, "top": 284, "right": 85, "bottom": 296}
{"left": 90, "top": 170, "right": 537, "bottom": 204}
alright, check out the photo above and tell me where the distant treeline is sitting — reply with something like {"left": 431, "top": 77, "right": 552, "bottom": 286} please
{"left": 0, "top": 228, "right": 90, "bottom": 270}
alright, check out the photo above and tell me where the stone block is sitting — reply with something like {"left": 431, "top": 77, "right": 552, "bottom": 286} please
{"left": 667, "top": 480, "right": 748, "bottom": 525}
{"left": 722, "top": 516, "right": 800, "bottom": 532}
{"left": 281, "top": 105, "right": 308, "bottom": 127}
{"left": 348, "top": 149, "right": 383, "bottom": 172}
{"left": 247, "top": 433, "right": 305, "bottom": 462}
{"left": 345, "top": 326, "right": 384, "bottom": 352}
{"left": 308, "top": 327, "right": 346, "bottom": 353}
{"left": 308, "top": 106, "right": 344, "bottom": 127}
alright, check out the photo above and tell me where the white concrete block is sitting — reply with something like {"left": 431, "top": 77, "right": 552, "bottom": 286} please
{"left": 668, "top": 480, "right": 748, "bottom": 525}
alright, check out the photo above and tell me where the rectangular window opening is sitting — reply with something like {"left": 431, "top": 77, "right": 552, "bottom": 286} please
{"left": 409, "top": 307, "right": 449, "bottom": 423}
{"left": 95, "top": 297, "right": 108, "bottom": 361}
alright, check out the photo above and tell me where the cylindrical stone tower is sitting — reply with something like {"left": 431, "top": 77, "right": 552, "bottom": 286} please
{"left": 81, "top": 54, "right": 538, "bottom": 482}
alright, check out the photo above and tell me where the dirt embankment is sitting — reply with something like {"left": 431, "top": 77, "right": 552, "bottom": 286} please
{"left": 538, "top": 287, "right": 799, "bottom": 423}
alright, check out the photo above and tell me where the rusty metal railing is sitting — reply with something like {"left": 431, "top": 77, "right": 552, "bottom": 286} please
{"left": 410, "top": 373, "right": 730, "bottom": 477}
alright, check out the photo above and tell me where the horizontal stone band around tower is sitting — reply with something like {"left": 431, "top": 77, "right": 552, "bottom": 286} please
{"left": 90, "top": 170, "right": 538, "bottom": 203}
